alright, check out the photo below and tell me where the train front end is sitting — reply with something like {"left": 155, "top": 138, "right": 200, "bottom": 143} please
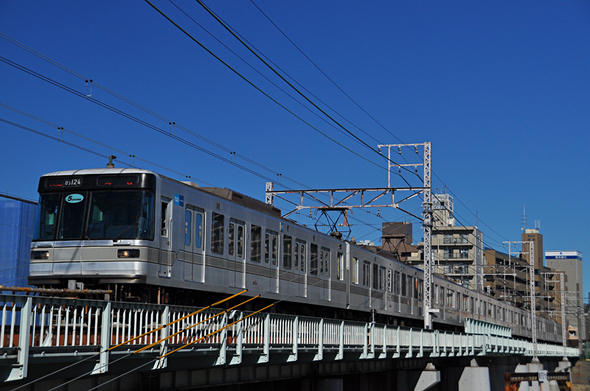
{"left": 29, "top": 168, "right": 158, "bottom": 294}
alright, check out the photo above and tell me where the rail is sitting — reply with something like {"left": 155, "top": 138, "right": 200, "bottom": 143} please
{"left": 0, "top": 294, "right": 579, "bottom": 383}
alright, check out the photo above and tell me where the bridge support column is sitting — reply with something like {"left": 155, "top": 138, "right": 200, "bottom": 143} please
{"left": 413, "top": 362, "right": 440, "bottom": 391}
{"left": 458, "top": 358, "right": 490, "bottom": 391}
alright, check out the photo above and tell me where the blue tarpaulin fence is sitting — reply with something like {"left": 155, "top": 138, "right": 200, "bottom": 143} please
{"left": 0, "top": 194, "right": 37, "bottom": 289}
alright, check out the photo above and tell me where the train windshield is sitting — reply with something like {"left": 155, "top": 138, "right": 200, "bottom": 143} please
{"left": 34, "top": 190, "right": 155, "bottom": 241}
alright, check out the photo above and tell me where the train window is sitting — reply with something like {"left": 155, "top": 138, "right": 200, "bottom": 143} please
{"left": 185, "top": 210, "right": 192, "bottom": 246}
{"left": 407, "top": 276, "right": 413, "bottom": 299}
{"left": 271, "top": 234, "right": 277, "bottom": 265}
{"left": 379, "top": 268, "right": 385, "bottom": 291}
{"left": 265, "top": 233, "right": 269, "bottom": 263}
{"left": 463, "top": 295, "right": 469, "bottom": 311}
{"left": 211, "top": 213, "right": 224, "bottom": 254}
{"left": 470, "top": 297, "right": 474, "bottom": 313}
{"left": 352, "top": 258, "right": 359, "bottom": 284}
{"left": 237, "top": 225, "right": 244, "bottom": 258}
{"left": 294, "top": 241, "right": 299, "bottom": 270}
{"left": 439, "top": 286, "right": 445, "bottom": 304}
{"left": 85, "top": 191, "right": 154, "bottom": 240}
{"left": 56, "top": 192, "right": 87, "bottom": 239}
{"left": 337, "top": 253, "right": 344, "bottom": 281}
{"left": 228, "top": 222, "right": 234, "bottom": 256}
{"left": 310, "top": 244, "right": 318, "bottom": 275}
{"left": 161, "top": 201, "right": 169, "bottom": 237}
{"left": 195, "top": 211, "right": 203, "bottom": 249}
{"left": 321, "top": 247, "right": 331, "bottom": 278}
{"left": 297, "top": 240, "right": 306, "bottom": 273}
{"left": 386, "top": 269, "right": 392, "bottom": 293}
{"left": 34, "top": 193, "right": 60, "bottom": 240}
{"left": 417, "top": 279, "right": 423, "bottom": 300}
{"left": 372, "top": 264, "right": 379, "bottom": 290}
{"left": 283, "top": 235, "right": 292, "bottom": 270}
{"left": 250, "top": 225, "right": 262, "bottom": 262}
{"left": 363, "top": 261, "right": 370, "bottom": 287}
{"left": 401, "top": 274, "right": 407, "bottom": 296}
{"left": 264, "top": 231, "right": 278, "bottom": 265}
{"left": 394, "top": 271, "right": 400, "bottom": 295}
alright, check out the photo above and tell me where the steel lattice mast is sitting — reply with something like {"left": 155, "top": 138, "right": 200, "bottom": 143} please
{"left": 376, "top": 142, "right": 435, "bottom": 329}
{"left": 422, "top": 143, "right": 434, "bottom": 329}
{"left": 265, "top": 142, "right": 434, "bottom": 328}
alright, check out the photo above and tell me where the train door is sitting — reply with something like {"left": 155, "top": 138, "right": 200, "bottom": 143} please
{"left": 229, "top": 220, "right": 245, "bottom": 288}
{"left": 159, "top": 198, "right": 172, "bottom": 278}
{"left": 183, "top": 206, "right": 205, "bottom": 283}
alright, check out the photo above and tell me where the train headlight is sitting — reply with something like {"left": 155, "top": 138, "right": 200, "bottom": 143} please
{"left": 117, "top": 249, "right": 140, "bottom": 258}
{"left": 31, "top": 251, "right": 50, "bottom": 260}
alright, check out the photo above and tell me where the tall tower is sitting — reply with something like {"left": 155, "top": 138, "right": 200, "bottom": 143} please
{"left": 522, "top": 228, "right": 544, "bottom": 270}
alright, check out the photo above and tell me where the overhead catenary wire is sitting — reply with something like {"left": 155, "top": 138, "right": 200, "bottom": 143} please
{"left": 0, "top": 29, "right": 423, "bottom": 233}
{"left": 1, "top": 25, "right": 509, "bottom": 252}
{"left": 1, "top": 101, "right": 388, "bottom": 233}
{"left": 248, "top": 0, "right": 407, "bottom": 147}
{"left": 0, "top": 32, "right": 376, "bottom": 192}
{"left": 173, "top": 0, "right": 383, "bottom": 147}
{"left": 140, "top": 3, "right": 392, "bottom": 176}
{"left": 143, "top": 0, "right": 418, "bottom": 187}
{"left": 191, "top": 0, "right": 419, "bottom": 185}
{"left": 0, "top": 102, "right": 215, "bottom": 186}
{"left": 167, "top": 0, "right": 381, "bottom": 150}
{"left": 0, "top": 33, "right": 406, "bottom": 230}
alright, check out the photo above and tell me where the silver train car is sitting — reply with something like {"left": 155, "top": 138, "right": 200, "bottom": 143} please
{"left": 29, "top": 168, "right": 562, "bottom": 343}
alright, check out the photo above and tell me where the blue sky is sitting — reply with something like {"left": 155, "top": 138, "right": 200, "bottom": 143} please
{"left": 1, "top": 1, "right": 589, "bottom": 297}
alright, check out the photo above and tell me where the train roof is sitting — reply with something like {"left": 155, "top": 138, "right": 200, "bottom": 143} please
{"left": 199, "top": 187, "right": 282, "bottom": 218}
{"left": 40, "top": 168, "right": 154, "bottom": 177}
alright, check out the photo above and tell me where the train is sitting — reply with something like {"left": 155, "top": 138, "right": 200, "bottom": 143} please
{"left": 28, "top": 167, "right": 562, "bottom": 343}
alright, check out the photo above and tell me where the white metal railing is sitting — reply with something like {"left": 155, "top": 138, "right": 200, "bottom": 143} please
{"left": 0, "top": 293, "right": 579, "bottom": 383}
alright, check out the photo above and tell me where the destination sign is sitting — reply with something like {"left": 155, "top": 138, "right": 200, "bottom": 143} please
{"left": 46, "top": 177, "right": 83, "bottom": 188}
{"left": 97, "top": 175, "right": 139, "bottom": 187}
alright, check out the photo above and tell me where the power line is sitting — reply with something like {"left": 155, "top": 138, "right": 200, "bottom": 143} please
{"left": 143, "top": 1, "right": 392, "bottom": 175}
{"left": 248, "top": 0, "right": 406, "bottom": 146}
{"left": 0, "top": 33, "right": 419, "bottom": 233}
{"left": 192, "top": 0, "right": 425, "bottom": 189}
